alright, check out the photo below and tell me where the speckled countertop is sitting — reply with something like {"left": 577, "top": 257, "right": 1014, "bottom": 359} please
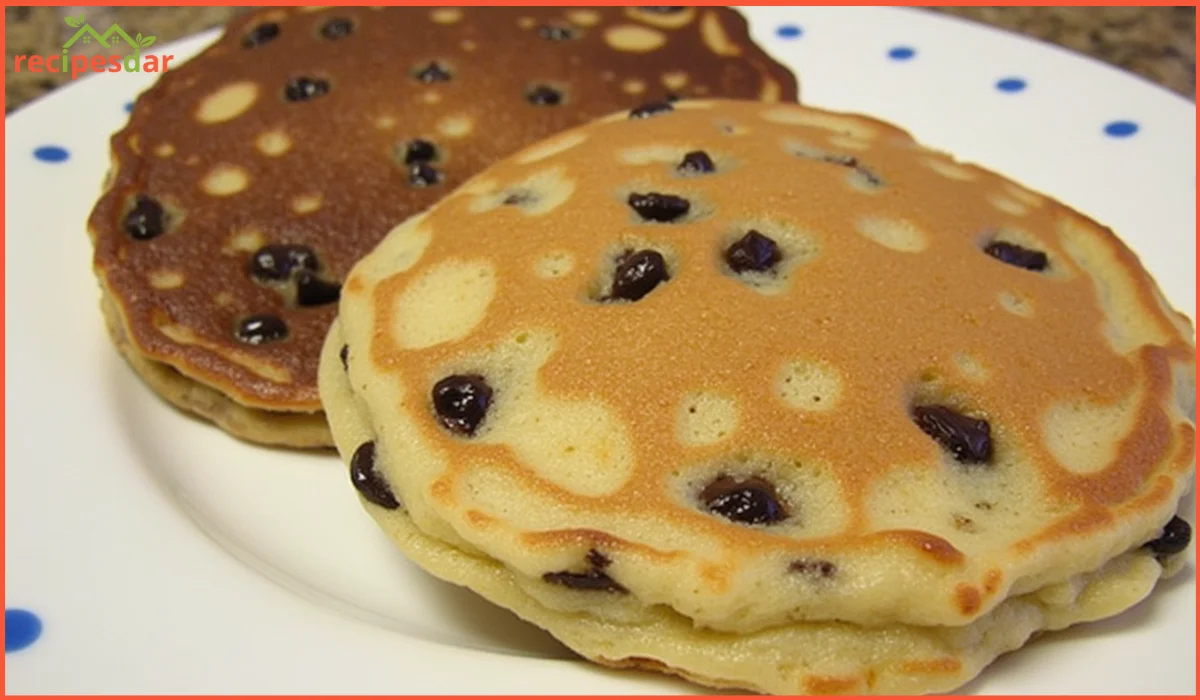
{"left": 4, "top": 6, "right": 1195, "bottom": 112}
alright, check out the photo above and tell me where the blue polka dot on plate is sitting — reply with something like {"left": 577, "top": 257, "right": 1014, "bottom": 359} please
{"left": 5, "top": 609, "right": 43, "bottom": 653}
{"left": 996, "top": 77, "right": 1027, "bottom": 93}
{"left": 888, "top": 46, "right": 916, "bottom": 61}
{"left": 124, "top": 101, "right": 134, "bottom": 113}
{"left": 33, "top": 146, "right": 69, "bottom": 163}
{"left": 776, "top": 24, "right": 802, "bottom": 39}
{"left": 1104, "top": 120, "right": 1139, "bottom": 138}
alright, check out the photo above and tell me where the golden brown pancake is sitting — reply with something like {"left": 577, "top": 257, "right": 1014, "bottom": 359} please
{"left": 88, "top": 6, "right": 797, "bottom": 446}
{"left": 319, "top": 99, "right": 1194, "bottom": 694}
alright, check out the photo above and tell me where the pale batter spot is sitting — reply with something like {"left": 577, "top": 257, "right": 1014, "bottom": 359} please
{"left": 127, "top": 135, "right": 141, "bottom": 155}
{"left": 1059, "top": 217, "right": 1169, "bottom": 352}
{"left": 256, "top": 130, "right": 292, "bottom": 157}
{"left": 430, "top": 7, "right": 462, "bottom": 24}
{"left": 762, "top": 107, "right": 877, "bottom": 140}
{"left": 516, "top": 131, "right": 588, "bottom": 164}
{"left": 226, "top": 228, "right": 266, "bottom": 254}
{"left": 214, "top": 291, "right": 235, "bottom": 307}
{"left": 677, "top": 391, "right": 739, "bottom": 446}
{"left": 622, "top": 78, "right": 646, "bottom": 95}
{"left": 157, "top": 322, "right": 291, "bottom": 383}
{"left": 184, "top": 155, "right": 200, "bottom": 166}
{"left": 393, "top": 259, "right": 496, "bottom": 349}
{"left": 359, "top": 216, "right": 433, "bottom": 284}
{"left": 856, "top": 216, "right": 928, "bottom": 253}
{"left": 672, "top": 99, "right": 714, "bottom": 111}
{"left": 700, "top": 10, "right": 741, "bottom": 56}
{"left": 460, "top": 39, "right": 477, "bottom": 52}
{"left": 153, "top": 143, "right": 176, "bottom": 158}
{"left": 989, "top": 195, "right": 1028, "bottom": 217}
{"left": 517, "top": 16, "right": 536, "bottom": 29}
{"left": 1004, "top": 183, "right": 1043, "bottom": 208}
{"left": 953, "top": 353, "right": 990, "bottom": 383}
{"left": 759, "top": 77, "right": 782, "bottom": 102}
{"left": 534, "top": 251, "right": 575, "bottom": 279}
{"left": 437, "top": 115, "right": 474, "bottom": 139}
{"left": 828, "top": 135, "right": 870, "bottom": 151}
{"left": 997, "top": 291, "right": 1033, "bottom": 317}
{"left": 694, "top": 85, "right": 710, "bottom": 95}
{"left": 715, "top": 119, "right": 748, "bottom": 135}
{"left": 924, "top": 157, "right": 977, "bottom": 181}
{"left": 299, "top": 5, "right": 327, "bottom": 13}
{"left": 661, "top": 70, "right": 689, "bottom": 90}
{"left": 195, "top": 81, "right": 259, "bottom": 124}
{"left": 618, "top": 145, "right": 687, "bottom": 166}
{"left": 292, "top": 193, "right": 322, "bottom": 214}
{"left": 1043, "top": 392, "right": 1138, "bottom": 474}
{"left": 625, "top": 6, "right": 695, "bottom": 28}
{"left": 1172, "top": 361, "right": 1196, "bottom": 423}
{"left": 604, "top": 24, "right": 667, "bottom": 53}
{"left": 148, "top": 269, "right": 185, "bottom": 290}
{"left": 777, "top": 360, "right": 842, "bottom": 412}
{"left": 601, "top": 70, "right": 616, "bottom": 81}
{"left": 459, "top": 176, "right": 499, "bottom": 197}
{"left": 567, "top": 9, "right": 600, "bottom": 26}
{"left": 470, "top": 167, "right": 576, "bottom": 217}
{"left": 421, "top": 91, "right": 442, "bottom": 105}
{"left": 500, "top": 398, "right": 634, "bottom": 497}
{"left": 375, "top": 115, "right": 397, "bottom": 129}
{"left": 201, "top": 164, "right": 250, "bottom": 197}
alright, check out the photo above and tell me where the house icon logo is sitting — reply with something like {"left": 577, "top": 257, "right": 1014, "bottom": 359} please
{"left": 63, "top": 14, "right": 157, "bottom": 52}
{"left": 13, "top": 14, "right": 175, "bottom": 80}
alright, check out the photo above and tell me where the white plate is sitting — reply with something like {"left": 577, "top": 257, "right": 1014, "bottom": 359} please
{"left": 6, "top": 6, "right": 1195, "bottom": 694}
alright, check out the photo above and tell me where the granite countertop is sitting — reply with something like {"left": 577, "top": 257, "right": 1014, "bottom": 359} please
{"left": 5, "top": 6, "right": 1194, "bottom": 112}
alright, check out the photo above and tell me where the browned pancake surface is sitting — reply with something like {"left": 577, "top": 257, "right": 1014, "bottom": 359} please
{"left": 89, "top": 6, "right": 796, "bottom": 415}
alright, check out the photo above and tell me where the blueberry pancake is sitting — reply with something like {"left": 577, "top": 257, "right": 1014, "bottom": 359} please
{"left": 88, "top": 6, "right": 796, "bottom": 447}
{"left": 319, "top": 100, "right": 1194, "bottom": 694}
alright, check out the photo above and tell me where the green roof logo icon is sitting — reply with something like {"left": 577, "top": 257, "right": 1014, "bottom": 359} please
{"left": 63, "top": 14, "right": 155, "bottom": 51}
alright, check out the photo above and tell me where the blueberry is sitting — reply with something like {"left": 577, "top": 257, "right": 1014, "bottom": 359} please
{"left": 627, "top": 192, "right": 690, "bottom": 222}
{"left": 537, "top": 24, "right": 575, "bottom": 41}
{"left": 124, "top": 196, "right": 166, "bottom": 241}
{"left": 677, "top": 150, "right": 714, "bottom": 174}
{"left": 242, "top": 22, "right": 280, "bottom": 48}
{"left": 700, "top": 475, "right": 788, "bottom": 525}
{"left": 1145, "top": 516, "right": 1191, "bottom": 557}
{"left": 608, "top": 249, "right": 669, "bottom": 302}
{"left": 294, "top": 271, "right": 341, "bottom": 307}
{"left": 284, "top": 77, "right": 331, "bottom": 102}
{"left": 320, "top": 17, "right": 354, "bottom": 40}
{"left": 414, "top": 61, "right": 452, "bottom": 83}
{"left": 725, "top": 230, "right": 781, "bottom": 273}
{"left": 984, "top": 241, "right": 1049, "bottom": 272}
{"left": 912, "top": 405, "right": 993, "bottom": 464}
{"left": 235, "top": 314, "right": 288, "bottom": 345}
{"left": 629, "top": 101, "right": 673, "bottom": 119}
{"left": 403, "top": 139, "right": 438, "bottom": 164}
{"left": 249, "top": 244, "right": 318, "bottom": 282}
{"left": 409, "top": 162, "right": 442, "bottom": 187}
{"left": 527, "top": 85, "right": 563, "bottom": 106}
{"left": 350, "top": 441, "right": 400, "bottom": 509}
{"left": 432, "top": 374, "right": 493, "bottom": 436}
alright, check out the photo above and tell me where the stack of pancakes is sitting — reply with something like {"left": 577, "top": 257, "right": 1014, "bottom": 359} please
{"left": 87, "top": 7, "right": 1193, "bottom": 696}
{"left": 317, "top": 101, "right": 1195, "bottom": 694}
{"left": 89, "top": 6, "right": 794, "bottom": 447}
